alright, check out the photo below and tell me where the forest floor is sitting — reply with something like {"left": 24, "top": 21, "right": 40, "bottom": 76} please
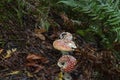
{"left": 0, "top": 9, "right": 120, "bottom": 80}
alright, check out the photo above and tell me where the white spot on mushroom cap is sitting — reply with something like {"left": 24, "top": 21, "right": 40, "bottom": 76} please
{"left": 68, "top": 42, "right": 77, "bottom": 49}
{"left": 60, "top": 32, "right": 73, "bottom": 41}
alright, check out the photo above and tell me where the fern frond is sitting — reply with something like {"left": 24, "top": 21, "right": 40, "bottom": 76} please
{"left": 58, "top": 0, "right": 120, "bottom": 42}
{"left": 113, "top": 26, "right": 120, "bottom": 42}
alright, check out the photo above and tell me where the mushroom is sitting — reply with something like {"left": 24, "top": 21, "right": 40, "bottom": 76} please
{"left": 53, "top": 39, "right": 76, "bottom": 52}
{"left": 57, "top": 55, "right": 77, "bottom": 72}
{"left": 53, "top": 32, "right": 77, "bottom": 55}
{"left": 53, "top": 39, "right": 77, "bottom": 55}
{"left": 54, "top": 32, "right": 77, "bottom": 80}
{"left": 63, "top": 72, "right": 72, "bottom": 80}
{"left": 60, "top": 32, "right": 73, "bottom": 41}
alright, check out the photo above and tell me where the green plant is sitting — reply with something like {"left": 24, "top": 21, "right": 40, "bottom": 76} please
{"left": 58, "top": 0, "right": 120, "bottom": 46}
{"left": 0, "top": 0, "right": 26, "bottom": 27}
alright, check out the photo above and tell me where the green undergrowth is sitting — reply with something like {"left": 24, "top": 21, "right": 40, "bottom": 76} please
{"left": 0, "top": 0, "right": 57, "bottom": 47}
{"left": 0, "top": 0, "right": 120, "bottom": 57}
{"left": 58, "top": 0, "right": 120, "bottom": 59}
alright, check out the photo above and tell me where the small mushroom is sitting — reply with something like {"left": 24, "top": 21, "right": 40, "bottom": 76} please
{"left": 63, "top": 72, "right": 72, "bottom": 80}
{"left": 57, "top": 55, "right": 77, "bottom": 72}
{"left": 60, "top": 32, "right": 73, "bottom": 40}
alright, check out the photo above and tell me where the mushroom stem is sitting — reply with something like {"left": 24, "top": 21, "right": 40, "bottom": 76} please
{"left": 61, "top": 51, "right": 69, "bottom": 55}
{"left": 63, "top": 72, "right": 72, "bottom": 80}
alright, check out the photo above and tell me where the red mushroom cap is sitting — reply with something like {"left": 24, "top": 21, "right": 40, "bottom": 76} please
{"left": 53, "top": 39, "right": 76, "bottom": 51}
{"left": 57, "top": 55, "right": 77, "bottom": 72}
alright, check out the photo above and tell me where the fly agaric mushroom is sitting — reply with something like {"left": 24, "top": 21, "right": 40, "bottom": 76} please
{"left": 57, "top": 55, "right": 77, "bottom": 72}
{"left": 53, "top": 32, "right": 77, "bottom": 55}
{"left": 53, "top": 39, "right": 77, "bottom": 52}
{"left": 60, "top": 32, "right": 73, "bottom": 40}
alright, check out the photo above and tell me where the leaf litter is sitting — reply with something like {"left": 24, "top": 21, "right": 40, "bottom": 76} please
{"left": 0, "top": 10, "right": 119, "bottom": 80}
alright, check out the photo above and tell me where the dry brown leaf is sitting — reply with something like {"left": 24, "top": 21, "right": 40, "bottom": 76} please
{"left": 34, "top": 28, "right": 46, "bottom": 34}
{"left": 0, "top": 48, "right": 3, "bottom": 54}
{"left": 26, "top": 63, "right": 39, "bottom": 66}
{"left": 34, "top": 33, "right": 45, "bottom": 40}
{"left": 27, "top": 54, "right": 42, "bottom": 60}
{"left": 26, "top": 53, "right": 49, "bottom": 73}
{"left": 34, "top": 28, "right": 46, "bottom": 40}
{"left": 27, "top": 53, "right": 49, "bottom": 63}
{"left": 87, "top": 54, "right": 97, "bottom": 61}
{"left": 26, "top": 63, "right": 44, "bottom": 73}
{"left": 34, "top": 65, "right": 44, "bottom": 73}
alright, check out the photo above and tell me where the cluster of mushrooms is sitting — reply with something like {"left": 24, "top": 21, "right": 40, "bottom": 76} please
{"left": 53, "top": 32, "right": 77, "bottom": 80}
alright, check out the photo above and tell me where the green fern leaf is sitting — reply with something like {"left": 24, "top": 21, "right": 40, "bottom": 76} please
{"left": 58, "top": 0, "right": 77, "bottom": 7}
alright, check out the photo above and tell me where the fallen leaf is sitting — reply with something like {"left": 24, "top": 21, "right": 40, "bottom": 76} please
{"left": 34, "top": 33, "right": 45, "bottom": 40}
{"left": 34, "top": 65, "right": 44, "bottom": 73}
{"left": 0, "top": 48, "right": 3, "bottom": 54}
{"left": 58, "top": 72, "right": 63, "bottom": 80}
{"left": 25, "top": 71, "right": 33, "bottom": 77}
{"left": 34, "top": 28, "right": 46, "bottom": 34}
{"left": 87, "top": 54, "right": 97, "bottom": 61}
{"left": 27, "top": 53, "right": 49, "bottom": 63}
{"left": 26, "top": 63, "right": 44, "bottom": 73}
{"left": 4, "top": 50, "right": 12, "bottom": 58}
{"left": 26, "top": 53, "right": 49, "bottom": 73}
{"left": 27, "top": 54, "right": 42, "bottom": 60}
{"left": 11, "top": 48, "right": 17, "bottom": 52}
{"left": 7, "top": 71, "right": 20, "bottom": 76}
{"left": 4, "top": 48, "right": 17, "bottom": 59}
{"left": 34, "top": 28, "right": 46, "bottom": 40}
